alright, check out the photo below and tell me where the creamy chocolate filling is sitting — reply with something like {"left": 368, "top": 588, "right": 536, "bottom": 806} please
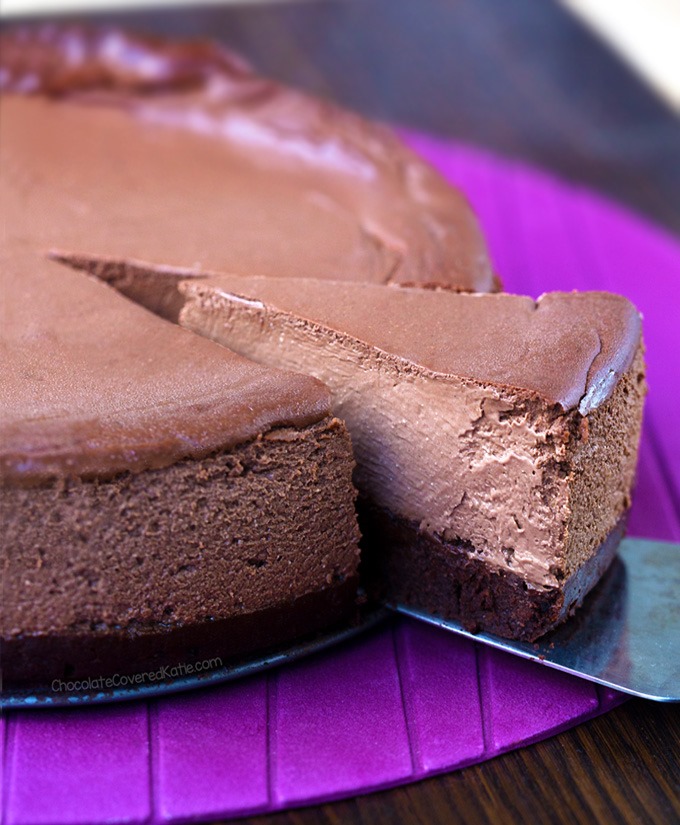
{"left": 160, "top": 274, "right": 644, "bottom": 590}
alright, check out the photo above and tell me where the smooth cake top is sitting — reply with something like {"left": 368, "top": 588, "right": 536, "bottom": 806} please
{"left": 0, "top": 25, "right": 496, "bottom": 289}
{"left": 179, "top": 274, "right": 642, "bottom": 414}
{"left": 0, "top": 257, "right": 331, "bottom": 486}
{"left": 0, "top": 24, "right": 501, "bottom": 484}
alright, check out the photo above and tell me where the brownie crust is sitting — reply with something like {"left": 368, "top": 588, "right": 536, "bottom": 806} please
{"left": 3, "top": 580, "right": 359, "bottom": 689}
{"left": 360, "top": 502, "right": 626, "bottom": 642}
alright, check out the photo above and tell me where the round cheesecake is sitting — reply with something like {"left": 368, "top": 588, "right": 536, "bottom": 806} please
{"left": 0, "top": 25, "right": 497, "bottom": 688}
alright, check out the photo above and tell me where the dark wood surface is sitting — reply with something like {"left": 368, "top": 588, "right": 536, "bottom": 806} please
{"left": 241, "top": 699, "right": 680, "bottom": 825}
{"left": 17, "top": 1, "right": 680, "bottom": 822}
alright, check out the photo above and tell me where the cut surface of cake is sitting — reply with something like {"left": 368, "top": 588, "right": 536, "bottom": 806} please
{"left": 101, "top": 271, "right": 646, "bottom": 641}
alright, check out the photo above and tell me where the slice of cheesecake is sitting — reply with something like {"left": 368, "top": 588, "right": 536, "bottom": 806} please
{"left": 94, "top": 270, "right": 645, "bottom": 641}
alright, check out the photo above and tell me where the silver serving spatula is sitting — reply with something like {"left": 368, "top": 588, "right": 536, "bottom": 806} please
{"left": 393, "top": 537, "right": 680, "bottom": 702}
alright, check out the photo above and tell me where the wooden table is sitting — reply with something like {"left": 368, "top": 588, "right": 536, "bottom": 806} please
{"left": 56, "top": 1, "right": 680, "bottom": 821}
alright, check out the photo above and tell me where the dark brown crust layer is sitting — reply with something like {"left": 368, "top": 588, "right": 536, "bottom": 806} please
{"left": 2, "top": 578, "right": 360, "bottom": 688}
{"left": 359, "top": 502, "right": 626, "bottom": 642}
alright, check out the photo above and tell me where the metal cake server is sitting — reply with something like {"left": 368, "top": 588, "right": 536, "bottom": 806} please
{"left": 394, "top": 537, "right": 680, "bottom": 702}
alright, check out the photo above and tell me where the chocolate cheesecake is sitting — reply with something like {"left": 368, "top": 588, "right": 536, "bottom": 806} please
{"left": 0, "top": 25, "right": 497, "bottom": 687}
{"left": 101, "top": 271, "right": 645, "bottom": 641}
{"left": 0, "top": 22, "right": 644, "bottom": 693}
